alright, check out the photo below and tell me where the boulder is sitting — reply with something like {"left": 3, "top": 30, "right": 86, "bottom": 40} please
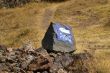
{"left": 42, "top": 22, "right": 76, "bottom": 53}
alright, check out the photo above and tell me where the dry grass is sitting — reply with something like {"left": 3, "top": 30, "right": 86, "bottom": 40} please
{"left": 0, "top": 2, "right": 55, "bottom": 48}
{"left": 53, "top": 0, "right": 110, "bottom": 73}
{"left": 0, "top": 0, "right": 110, "bottom": 73}
{"left": 94, "top": 49, "right": 110, "bottom": 73}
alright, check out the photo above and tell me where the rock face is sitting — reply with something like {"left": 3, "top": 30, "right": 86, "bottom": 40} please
{"left": 42, "top": 22, "right": 76, "bottom": 53}
{"left": 0, "top": 45, "right": 96, "bottom": 73}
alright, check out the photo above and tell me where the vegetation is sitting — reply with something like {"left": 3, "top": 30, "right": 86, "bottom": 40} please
{"left": 54, "top": 0, "right": 110, "bottom": 73}
{"left": 0, "top": 0, "right": 68, "bottom": 8}
{"left": 0, "top": 0, "right": 110, "bottom": 73}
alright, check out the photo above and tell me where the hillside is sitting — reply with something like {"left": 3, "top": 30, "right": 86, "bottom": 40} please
{"left": 0, "top": 0, "right": 110, "bottom": 73}
{"left": 54, "top": 0, "right": 110, "bottom": 73}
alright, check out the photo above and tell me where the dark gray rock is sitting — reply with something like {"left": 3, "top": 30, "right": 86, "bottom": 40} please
{"left": 42, "top": 22, "right": 76, "bottom": 53}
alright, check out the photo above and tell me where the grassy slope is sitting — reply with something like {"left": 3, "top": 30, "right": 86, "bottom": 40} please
{"left": 54, "top": 0, "right": 110, "bottom": 73}
{"left": 0, "top": 3, "right": 56, "bottom": 47}
{"left": 0, "top": 0, "right": 110, "bottom": 73}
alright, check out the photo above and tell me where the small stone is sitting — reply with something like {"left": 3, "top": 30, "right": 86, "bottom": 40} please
{"left": 58, "top": 69, "right": 67, "bottom": 73}
{"left": 0, "top": 45, "right": 7, "bottom": 53}
{"left": 42, "top": 71, "right": 48, "bottom": 73}
{"left": 27, "top": 71, "right": 33, "bottom": 73}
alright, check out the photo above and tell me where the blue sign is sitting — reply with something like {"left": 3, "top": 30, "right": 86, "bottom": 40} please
{"left": 53, "top": 23, "right": 74, "bottom": 45}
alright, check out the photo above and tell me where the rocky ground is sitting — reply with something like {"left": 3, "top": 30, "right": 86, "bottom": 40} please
{"left": 0, "top": 44, "right": 96, "bottom": 73}
{"left": 0, "top": 0, "right": 40, "bottom": 8}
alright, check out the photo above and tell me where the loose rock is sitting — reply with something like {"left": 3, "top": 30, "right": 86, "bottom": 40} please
{"left": 0, "top": 45, "right": 96, "bottom": 73}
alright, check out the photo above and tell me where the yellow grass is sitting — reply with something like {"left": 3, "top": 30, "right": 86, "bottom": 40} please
{"left": 0, "top": 2, "right": 56, "bottom": 47}
{"left": 0, "top": 0, "right": 110, "bottom": 73}
{"left": 54, "top": 0, "right": 110, "bottom": 73}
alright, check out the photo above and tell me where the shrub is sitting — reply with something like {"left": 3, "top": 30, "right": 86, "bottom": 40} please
{"left": 0, "top": 0, "right": 68, "bottom": 8}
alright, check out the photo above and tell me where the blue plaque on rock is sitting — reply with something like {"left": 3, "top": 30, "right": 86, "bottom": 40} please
{"left": 53, "top": 23, "right": 73, "bottom": 45}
